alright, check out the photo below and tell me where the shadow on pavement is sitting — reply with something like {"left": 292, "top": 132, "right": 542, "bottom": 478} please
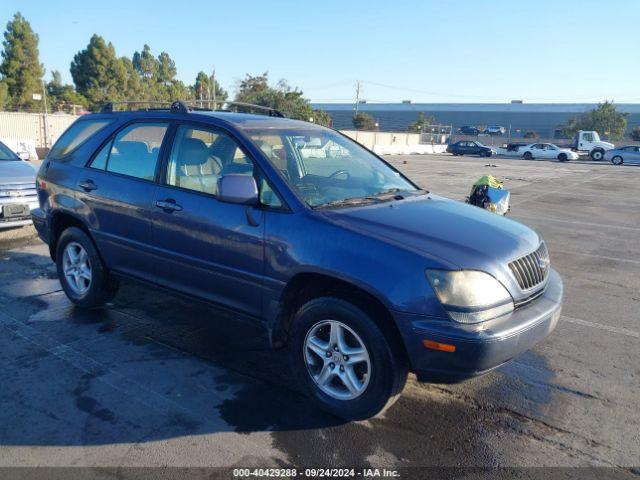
{"left": 0, "top": 248, "right": 560, "bottom": 467}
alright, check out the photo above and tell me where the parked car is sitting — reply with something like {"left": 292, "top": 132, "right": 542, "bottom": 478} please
{"left": 32, "top": 100, "right": 563, "bottom": 420}
{"left": 447, "top": 140, "right": 496, "bottom": 157}
{"left": 458, "top": 125, "right": 479, "bottom": 136}
{"left": 0, "top": 140, "right": 38, "bottom": 229}
{"left": 604, "top": 145, "right": 640, "bottom": 165}
{"left": 484, "top": 125, "right": 506, "bottom": 135}
{"left": 506, "top": 142, "right": 527, "bottom": 152}
{"left": 520, "top": 143, "right": 579, "bottom": 162}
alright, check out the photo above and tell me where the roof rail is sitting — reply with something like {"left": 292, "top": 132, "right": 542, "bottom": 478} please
{"left": 100, "top": 99, "right": 286, "bottom": 118}
{"left": 183, "top": 100, "right": 286, "bottom": 118}
{"left": 100, "top": 101, "right": 173, "bottom": 113}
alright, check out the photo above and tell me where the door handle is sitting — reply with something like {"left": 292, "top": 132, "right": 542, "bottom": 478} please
{"left": 79, "top": 179, "right": 97, "bottom": 191}
{"left": 155, "top": 199, "right": 183, "bottom": 212}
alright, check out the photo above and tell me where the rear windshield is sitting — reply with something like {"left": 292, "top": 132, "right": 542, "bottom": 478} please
{"left": 48, "top": 118, "right": 113, "bottom": 160}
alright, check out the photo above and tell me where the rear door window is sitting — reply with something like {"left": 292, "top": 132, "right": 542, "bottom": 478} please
{"left": 89, "top": 122, "right": 169, "bottom": 181}
{"left": 48, "top": 119, "right": 113, "bottom": 160}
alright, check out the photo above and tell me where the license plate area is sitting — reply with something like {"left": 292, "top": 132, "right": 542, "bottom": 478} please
{"left": 2, "top": 204, "right": 29, "bottom": 217}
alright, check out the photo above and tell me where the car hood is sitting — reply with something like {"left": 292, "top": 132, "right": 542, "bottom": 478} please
{"left": 0, "top": 160, "right": 37, "bottom": 184}
{"left": 322, "top": 193, "right": 540, "bottom": 275}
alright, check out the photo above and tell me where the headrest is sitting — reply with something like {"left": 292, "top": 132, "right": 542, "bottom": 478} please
{"left": 221, "top": 162, "right": 254, "bottom": 175}
{"left": 117, "top": 141, "right": 149, "bottom": 157}
{"left": 178, "top": 138, "right": 209, "bottom": 166}
{"left": 209, "top": 135, "right": 237, "bottom": 158}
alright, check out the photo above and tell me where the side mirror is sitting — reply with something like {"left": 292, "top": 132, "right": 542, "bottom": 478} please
{"left": 218, "top": 174, "right": 259, "bottom": 205}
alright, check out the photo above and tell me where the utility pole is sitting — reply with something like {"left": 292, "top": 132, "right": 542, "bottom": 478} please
{"left": 41, "top": 80, "right": 49, "bottom": 149}
{"left": 354, "top": 80, "right": 361, "bottom": 116}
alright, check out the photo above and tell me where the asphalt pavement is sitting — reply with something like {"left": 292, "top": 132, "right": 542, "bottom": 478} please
{"left": 0, "top": 154, "right": 638, "bottom": 476}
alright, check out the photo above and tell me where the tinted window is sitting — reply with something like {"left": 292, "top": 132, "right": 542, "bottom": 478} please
{"left": 90, "top": 140, "right": 112, "bottom": 170}
{"left": 166, "top": 125, "right": 252, "bottom": 196}
{"left": 104, "top": 123, "right": 168, "bottom": 180}
{"left": 49, "top": 119, "right": 112, "bottom": 160}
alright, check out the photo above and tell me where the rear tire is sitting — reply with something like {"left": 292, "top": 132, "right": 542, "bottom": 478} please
{"left": 56, "top": 227, "right": 119, "bottom": 308}
{"left": 611, "top": 155, "right": 623, "bottom": 165}
{"left": 523, "top": 151, "right": 533, "bottom": 160}
{"left": 288, "top": 297, "right": 407, "bottom": 420}
{"left": 590, "top": 148, "right": 604, "bottom": 161}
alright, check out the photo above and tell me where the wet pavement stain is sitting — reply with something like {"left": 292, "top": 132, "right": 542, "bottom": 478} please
{"left": 72, "top": 373, "right": 117, "bottom": 425}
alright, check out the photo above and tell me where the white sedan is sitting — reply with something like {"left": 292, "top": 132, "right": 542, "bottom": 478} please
{"left": 520, "top": 143, "right": 579, "bottom": 162}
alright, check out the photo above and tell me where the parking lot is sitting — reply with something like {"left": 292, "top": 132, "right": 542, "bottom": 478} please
{"left": 0, "top": 154, "right": 638, "bottom": 473}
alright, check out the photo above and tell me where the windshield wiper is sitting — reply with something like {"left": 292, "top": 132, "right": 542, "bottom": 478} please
{"left": 314, "top": 189, "right": 427, "bottom": 209}
{"left": 314, "top": 196, "right": 381, "bottom": 209}
{"left": 371, "top": 188, "right": 428, "bottom": 200}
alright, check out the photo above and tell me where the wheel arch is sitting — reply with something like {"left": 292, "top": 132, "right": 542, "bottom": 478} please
{"left": 275, "top": 272, "right": 409, "bottom": 363}
{"left": 48, "top": 210, "right": 93, "bottom": 261}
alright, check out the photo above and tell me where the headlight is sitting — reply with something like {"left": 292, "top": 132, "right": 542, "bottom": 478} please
{"left": 425, "top": 270, "right": 514, "bottom": 324}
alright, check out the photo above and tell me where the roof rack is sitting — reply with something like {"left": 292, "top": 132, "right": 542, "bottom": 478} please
{"left": 180, "top": 100, "right": 285, "bottom": 118}
{"left": 100, "top": 101, "right": 173, "bottom": 113}
{"left": 100, "top": 100, "right": 286, "bottom": 118}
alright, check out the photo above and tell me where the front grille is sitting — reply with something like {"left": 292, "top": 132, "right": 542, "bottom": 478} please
{"left": 0, "top": 182, "right": 37, "bottom": 199}
{"left": 509, "top": 242, "right": 550, "bottom": 291}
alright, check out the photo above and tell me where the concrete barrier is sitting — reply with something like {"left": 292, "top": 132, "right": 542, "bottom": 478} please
{"left": 341, "top": 130, "right": 447, "bottom": 155}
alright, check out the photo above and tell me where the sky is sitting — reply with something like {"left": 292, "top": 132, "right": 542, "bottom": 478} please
{"left": 2, "top": 0, "right": 639, "bottom": 104}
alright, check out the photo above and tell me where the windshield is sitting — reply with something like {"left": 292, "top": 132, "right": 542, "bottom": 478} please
{"left": 0, "top": 142, "right": 20, "bottom": 161}
{"left": 246, "top": 127, "right": 419, "bottom": 208}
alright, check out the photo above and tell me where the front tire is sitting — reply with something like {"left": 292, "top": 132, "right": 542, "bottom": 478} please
{"left": 611, "top": 155, "right": 623, "bottom": 165}
{"left": 558, "top": 153, "right": 568, "bottom": 162}
{"left": 590, "top": 148, "right": 604, "bottom": 161}
{"left": 288, "top": 297, "right": 407, "bottom": 420}
{"left": 56, "top": 227, "right": 119, "bottom": 308}
{"left": 523, "top": 151, "right": 533, "bottom": 160}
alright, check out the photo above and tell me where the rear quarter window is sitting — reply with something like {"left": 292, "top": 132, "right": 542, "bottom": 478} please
{"left": 48, "top": 118, "right": 113, "bottom": 160}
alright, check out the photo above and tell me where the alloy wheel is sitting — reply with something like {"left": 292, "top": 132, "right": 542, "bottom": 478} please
{"left": 62, "top": 241, "right": 92, "bottom": 295}
{"left": 304, "top": 320, "right": 371, "bottom": 401}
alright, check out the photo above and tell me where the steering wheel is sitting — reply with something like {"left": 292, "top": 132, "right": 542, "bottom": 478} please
{"left": 329, "top": 169, "right": 350, "bottom": 180}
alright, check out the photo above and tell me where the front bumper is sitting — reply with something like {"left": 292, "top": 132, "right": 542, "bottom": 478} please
{"left": 395, "top": 268, "right": 563, "bottom": 383}
{"left": 30, "top": 207, "right": 49, "bottom": 243}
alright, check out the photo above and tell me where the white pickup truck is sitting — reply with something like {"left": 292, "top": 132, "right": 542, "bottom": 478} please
{"left": 561, "top": 131, "right": 615, "bottom": 161}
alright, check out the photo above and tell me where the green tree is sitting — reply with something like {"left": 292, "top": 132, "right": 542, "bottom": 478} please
{"left": 70, "top": 34, "right": 130, "bottom": 109}
{"left": 0, "top": 80, "right": 9, "bottom": 109}
{"left": 234, "top": 72, "right": 330, "bottom": 126}
{"left": 408, "top": 112, "right": 435, "bottom": 133}
{"left": 46, "top": 70, "right": 87, "bottom": 111}
{"left": 119, "top": 56, "right": 143, "bottom": 100}
{"left": 157, "top": 52, "right": 176, "bottom": 85}
{"left": 194, "top": 71, "right": 227, "bottom": 103}
{"left": 352, "top": 112, "right": 376, "bottom": 130}
{"left": 524, "top": 130, "right": 539, "bottom": 139}
{"left": 559, "top": 101, "right": 628, "bottom": 141}
{"left": 132, "top": 44, "right": 157, "bottom": 80}
{"left": 0, "top": 12, "right": 45, "bottom": 109}
{"left": 630, "top": 126, "right": 640, "bottom": 141}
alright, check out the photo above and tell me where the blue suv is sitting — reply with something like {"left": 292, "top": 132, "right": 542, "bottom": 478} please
{"left": 32, "top": 101, "right": 563, "bottom": 419}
